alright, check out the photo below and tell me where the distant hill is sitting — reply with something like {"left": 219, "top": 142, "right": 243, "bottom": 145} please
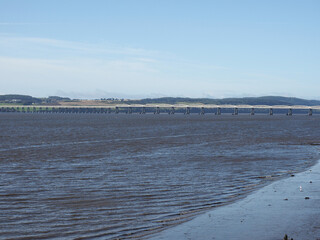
{"left": 1, "top": 95, "right": 320, "bottom": 106}
{"left": 0, "top": 94, "right": 72, "bottom": 105}
{"left": 125, "top": 96, "right": 320, "bottom": 106}
{"left": 0, "top": 94, "right": 42, "bottom": 105}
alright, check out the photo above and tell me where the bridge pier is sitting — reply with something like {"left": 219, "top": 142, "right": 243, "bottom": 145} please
{"left": 199, "top": 107, "right": 205, "bottom": 115}
{"left": 269, "top": 108, "right": 273, "bottom": 115}
{"left": 115, "top": 107, "right": 119, "bottom": 114}
{"left": 127, "top": 107, "right": 133, "bottom": 114}
{"left": 287, "top": 108, "right": 292, "bottom": 116}
{"left": 233, "top": 107, "right": 238, "bottom": 115}
{"left": 169, "top": 107, "right": 175, "bottom": 114}
{"left": 216, "top": 107, "right": 221, "bottom": 115}
{"left": 185, "top": 107, "right": 190, "bottom": 115}
{"left": 154, "top": 107, "right": 160, "bottom": 114}
{"left": 140, "top": 107, "right": 146, "bottom": 114}
{"left": 308, "top": 108, "right": 313, "bottom": 116}
{"left": 251, "top": 108, "right": 254, "bottom": 115}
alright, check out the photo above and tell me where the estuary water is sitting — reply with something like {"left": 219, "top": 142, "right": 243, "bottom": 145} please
{"left": 0, "top": 113, "right": 319, "bottom": 239}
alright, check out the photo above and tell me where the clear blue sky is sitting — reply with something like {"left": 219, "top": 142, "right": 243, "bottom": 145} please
{"left": 0, "top": 0, "right": 319, "bottom": 99}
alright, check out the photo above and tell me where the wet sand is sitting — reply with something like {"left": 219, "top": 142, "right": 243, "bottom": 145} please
{"left": 149, "top": 160, "right": 320, "bottom": 240}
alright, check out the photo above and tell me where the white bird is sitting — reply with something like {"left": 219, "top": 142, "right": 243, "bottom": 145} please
{"left": 299, "top": 185, "right": 303, "bottom": 192}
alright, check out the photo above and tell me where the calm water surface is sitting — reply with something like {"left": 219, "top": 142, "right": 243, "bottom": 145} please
{"left": 0, "top": 113, "right": 319, "bottom": 239}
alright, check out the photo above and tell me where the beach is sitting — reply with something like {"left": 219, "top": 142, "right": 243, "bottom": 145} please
{"left": 149, "top": 160, "right": 320, "bottom": 240}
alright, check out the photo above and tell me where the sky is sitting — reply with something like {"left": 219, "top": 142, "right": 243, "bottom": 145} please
{"left": 0, "top": 0, "right": 319, "bottom": 99}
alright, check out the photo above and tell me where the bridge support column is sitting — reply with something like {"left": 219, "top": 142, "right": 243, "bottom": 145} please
{"left": 269, "top": 108, "right": 273, "bottom": 115}
{"left": 115, "top": 107, "right": 119, "bottom": 114}
{"left": 127, "top": 107, "right": 133, "bottom": 114}
{"left": 216, "top": 107, "right": 221, "bottom": 115}
{"left": 185, "top": 107, "right": 190, "bottom": 115}
{"left": 154, "top": 107, "right": 160, "bottom": 114}
{"left": 308, "top": 108, "right": 313, "bottom": 116}
{"left": 251, "top": 108, "right": 255, "bottom": 115}
{"left": 140, "top": 107, "right": 146, "bottom": 114}
{"left": 233, "top": 107, "right": 238, "bottom": 115}
{"left": 287, "top": 108, "right": 292, "bottom": 116}
{"left": 199, "top": 107, "right": 205, "bottom": 115}
{"left": 169, "top": 107, "right": 175, "bottom": 114}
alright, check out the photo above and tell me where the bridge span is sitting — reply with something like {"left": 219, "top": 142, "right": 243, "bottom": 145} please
{"left": 1, "top": 104, "right": 320, "bottom": 115}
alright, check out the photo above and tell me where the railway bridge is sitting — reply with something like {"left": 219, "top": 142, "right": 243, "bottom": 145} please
{"left": 1, "top": 104, "right": 319, "bottom": 115}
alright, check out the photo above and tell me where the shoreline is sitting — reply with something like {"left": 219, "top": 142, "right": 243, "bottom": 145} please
{"left": 148, "top": 160, "right": 320, "bottom": 240}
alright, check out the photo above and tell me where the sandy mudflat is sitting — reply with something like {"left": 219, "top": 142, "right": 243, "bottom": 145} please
{"left": 149, "top": 160, "right": 320, "bottom": 240}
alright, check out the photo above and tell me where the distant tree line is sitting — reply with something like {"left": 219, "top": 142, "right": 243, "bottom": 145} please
{"left": 0, "top": 95, "right": 42, "bottom": 105}
{"left": 0, "top": 95, "right": 71, "bottom": 105}
{"left": 125, "top": 96, "right": 320, "bottom": 106}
